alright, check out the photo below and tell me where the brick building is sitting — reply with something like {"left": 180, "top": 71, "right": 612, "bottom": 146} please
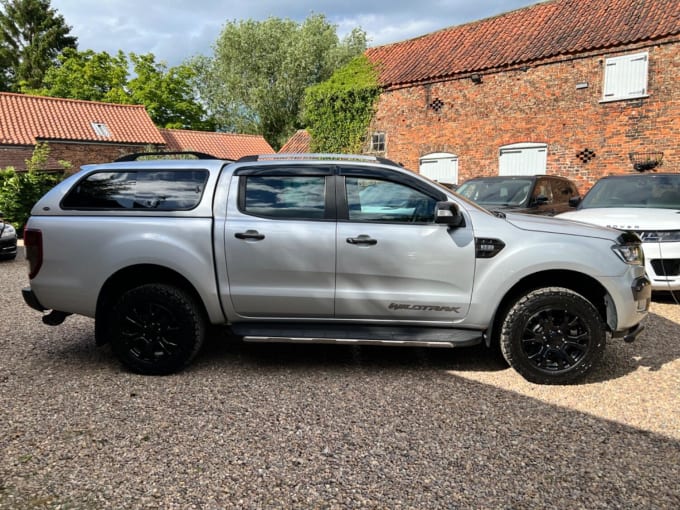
{"left": 364, "top": 0, "right": 680, "bottom": 191}
{"left": 0, "top": 93, "right": 275, "bottom": 172}
{"left": 0, "top": 92, "right": 165, "bottom": 171}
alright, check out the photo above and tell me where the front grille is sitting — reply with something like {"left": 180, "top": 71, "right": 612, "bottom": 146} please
{"left": 650, "top": 259, "right": 680, "bottom": 277}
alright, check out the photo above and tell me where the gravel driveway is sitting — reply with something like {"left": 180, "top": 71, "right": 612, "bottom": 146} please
{"left": 1, "top": 249, "right": 679, "bottom": 509}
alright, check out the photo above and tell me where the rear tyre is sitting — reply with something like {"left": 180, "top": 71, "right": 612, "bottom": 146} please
{"left": 110, "top": 284, "right": 205, "bottom": 375}
{"left": 500, "top": 287, "right": 606, "bottom": 384}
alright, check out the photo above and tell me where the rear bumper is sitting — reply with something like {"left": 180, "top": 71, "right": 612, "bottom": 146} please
{"left": 22, "top": 287, "right": 47, "bottom": 312}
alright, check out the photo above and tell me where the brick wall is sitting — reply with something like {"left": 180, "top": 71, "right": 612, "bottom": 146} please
{"left": 1, "top": 142, "right": 163, "bottom": 173}
{"left": 370, "top": 41, "right": 680, "bottom": 193}
{"left": 48, "top": 142, "right": 162, "bottom": 173}
{"left": 0, "top": 146, "right": 33, "bottom": 170}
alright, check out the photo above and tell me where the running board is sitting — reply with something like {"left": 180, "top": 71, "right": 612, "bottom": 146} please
{"left": 231, "top": 323, "right": 483, "bottom": 348}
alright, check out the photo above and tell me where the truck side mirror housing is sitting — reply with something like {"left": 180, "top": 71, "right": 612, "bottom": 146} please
{"left": 568, "top": 196, "right": 582, "bottom": 207}
{"left": 434, "top": 201, "right": 464, "bottom": 227}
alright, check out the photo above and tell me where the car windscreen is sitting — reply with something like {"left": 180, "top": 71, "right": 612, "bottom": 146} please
{"left": 580, "top": 175, "right": 680, "bottom": 209}
{"left": 456, "top": 178, "right": 533, "bottom": 206}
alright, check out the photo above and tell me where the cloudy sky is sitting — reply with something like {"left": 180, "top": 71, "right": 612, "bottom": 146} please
{"left": 49, "top": 0, "right": 541, "bottom": 66}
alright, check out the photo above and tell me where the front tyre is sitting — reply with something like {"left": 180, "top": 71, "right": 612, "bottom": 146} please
{"left": 110, "top": 284, "right": 206, "bottom": 375}
{"left": 500, "top": 287, "right": 606, "bottom": 385}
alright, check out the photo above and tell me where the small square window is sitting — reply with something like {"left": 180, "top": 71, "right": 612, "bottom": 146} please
{"left": 370, "top": 132, "right": 385, "bottom": 152}
{"left": 91, "top": 122, "right": 111, "bottom": 137}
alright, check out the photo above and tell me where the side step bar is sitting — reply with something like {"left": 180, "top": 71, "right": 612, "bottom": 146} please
{"left": 231, "top": 323, "right": 483, "bottom": 348}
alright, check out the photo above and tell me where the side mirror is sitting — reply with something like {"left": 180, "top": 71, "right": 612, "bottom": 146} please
{"left": 568, "top": 196, "right": 582, "bottom": 207}
{"left": 434, "top": 201, "right": 464, "bottom": 227}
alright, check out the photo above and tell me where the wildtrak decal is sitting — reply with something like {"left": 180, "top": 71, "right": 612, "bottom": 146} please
{"left": 389, "top": 303, "right": 461, "bottom": 313}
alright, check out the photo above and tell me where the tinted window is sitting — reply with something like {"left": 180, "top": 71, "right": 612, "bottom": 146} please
{"left": 346, "top": 177, "right": 436, "bottom": 223}
{"left": 457, "top": 178, "right": 533, "bottom": 206}
{"left": 581, "top": 175, "right": 680, "bottom": 209}
{"left": 62, "top": 170, "right": 209, "bottom": 210}
{"left": 243, "top": 176, "right": 326, "bottom": 219}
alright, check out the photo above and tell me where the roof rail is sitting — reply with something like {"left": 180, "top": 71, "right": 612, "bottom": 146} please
{"left": 114, "top": 151, "right": 221, "bottom": 162}
{"left": 236, "top": 153, "right": 403, "bottom": 168}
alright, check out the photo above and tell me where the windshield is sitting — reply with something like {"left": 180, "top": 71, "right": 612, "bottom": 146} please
{"left": 456, "top": 178, "right": 533, "bottom": 206}
{"left": 581, "top": 174, "right": 680, "bottom": 209}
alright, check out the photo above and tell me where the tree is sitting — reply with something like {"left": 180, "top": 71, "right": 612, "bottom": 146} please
{"left": 192, "top": 14, "right": 366, "bottom": 149}
{"left": 29, "top": 48, "right": 129, "bottom": 102}
{"left": 0, "top": 0, "right": 77, "bottom": 91}
{"left": 127, "top": 53, "right": 214, "bottom": 130}
{"left": 27, "top": 49, "right": 214, "bottom": 130}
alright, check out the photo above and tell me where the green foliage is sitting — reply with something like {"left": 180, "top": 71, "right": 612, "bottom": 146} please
{"left": 191, "top": 14, "right": 366, "bottom": 149}
{"left": 26, "top": 49, "right": 214, "bottom": 130}
{"left": 303, "top": 55, "right": 380, "bottom": 153}
{"left": 0, "top": 0, "right": 77, "bottom": 91}
{"left": 0, "top": 142, "right": 65, "bottom": 231}
{"left": 127, "top": 53, "right": 214, "bottom": 130}
{"left": 27, "top": 48, "right": 129, "bottom": 102}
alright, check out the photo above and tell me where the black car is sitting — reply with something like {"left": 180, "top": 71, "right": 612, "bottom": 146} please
{"left": 0, "top": 211, "right": 18, "bottom": 260}
{"left": 456, "top": 174, "right": 580, "bottom": 216}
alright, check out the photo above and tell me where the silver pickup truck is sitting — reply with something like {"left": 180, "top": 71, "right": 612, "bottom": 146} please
{"left": 22, "top": 153, "right": 651, "bottom": 384}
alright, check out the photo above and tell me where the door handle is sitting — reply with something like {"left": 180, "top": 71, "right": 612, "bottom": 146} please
{"left": 346, "top": 235, "right": 377, "bottom": 246}
{"left": 235, "top": 230, "right": 265, "bottom": 241}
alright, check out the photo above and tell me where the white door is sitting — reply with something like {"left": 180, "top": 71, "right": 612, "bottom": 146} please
{"left": 419, "top": 153, "right": 459, "bottom": 185}
{"left": 499, "top": 143, "right": 547, "bottom": 175}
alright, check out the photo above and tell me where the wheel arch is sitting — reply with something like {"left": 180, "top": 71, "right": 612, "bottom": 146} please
{"left": 486, "top": 269, "right": 611, "bottom": 348}
{"left": 95, "top": 264, "right": 211, "bottom": 345}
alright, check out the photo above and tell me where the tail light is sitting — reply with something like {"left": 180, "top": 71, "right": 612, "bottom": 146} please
{"left": 23, "top": 228, "right": 43, "bottom": 279}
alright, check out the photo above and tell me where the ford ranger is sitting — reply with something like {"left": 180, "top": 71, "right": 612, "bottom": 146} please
{"left": 22, "top": 153, "right": 651, "bottom": 384}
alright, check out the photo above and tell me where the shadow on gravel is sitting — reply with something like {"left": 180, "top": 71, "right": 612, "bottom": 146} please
{"left": 193, "top": 326, "right": 508, "bottom": 375}
{"left": 38, "top": 307, "right": 679, "bottom": 384}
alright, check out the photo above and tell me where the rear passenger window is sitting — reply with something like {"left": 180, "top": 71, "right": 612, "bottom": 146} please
{"left": 62, "top": 170, "right": 209, "bottom": 210}
{"left": 242, "top": 176, "right": 326, "bottom": 220}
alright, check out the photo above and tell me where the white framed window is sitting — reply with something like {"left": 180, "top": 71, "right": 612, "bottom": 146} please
{"left": 602, "top": 52, "right": 648, "bottom": 102}
{"left": 370, "top": 132, "right": 385, "bottom": 152}
{"left": 91, "top": 122, "right": 111, "bottom": 137}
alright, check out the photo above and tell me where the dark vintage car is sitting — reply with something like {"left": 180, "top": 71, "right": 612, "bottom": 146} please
{"left": 1, "top": 211, "right": 18, "bottom": 261}
{"left": 456, "top": 174, "right": 580, "bottom": 216}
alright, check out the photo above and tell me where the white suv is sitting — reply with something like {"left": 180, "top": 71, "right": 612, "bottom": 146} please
{"left": 558, "top": 173, "right": 680, "bottom": 291}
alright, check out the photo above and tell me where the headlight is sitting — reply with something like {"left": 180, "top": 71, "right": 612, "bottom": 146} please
{"left": 637, "top": 230, "right": 680, "bottom": 243}
{"left": 612, "top": 243, "right": 644, "bottom": 265}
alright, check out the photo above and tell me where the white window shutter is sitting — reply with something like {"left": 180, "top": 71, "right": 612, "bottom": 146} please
{"left": 603, "top": 52, "right": 648, "bottom": 101}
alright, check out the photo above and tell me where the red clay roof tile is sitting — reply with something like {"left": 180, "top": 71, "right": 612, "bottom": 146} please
{"left": 0, "top": 92, "right": 165, "bottom": 145}
{"left": 278, "top": 129, "right": 312, "bottom": 153}
{"left": 366, "top": 0, "right": 680, "bottom": 88}
{"left": 160, "top": 128, "right": 275, "bottom": 160}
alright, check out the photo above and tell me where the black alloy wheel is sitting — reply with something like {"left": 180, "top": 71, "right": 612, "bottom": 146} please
{"left": 110, "top": 284, "right": 205, "bottom": 375}
{"left": 500, "top": 287, "right": 606, "bottom": 384}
